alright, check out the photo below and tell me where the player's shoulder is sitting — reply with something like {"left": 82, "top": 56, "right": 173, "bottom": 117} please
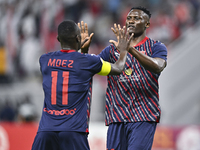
{"left": 108, "top": 44, "right": 116, "bottom": 51}
{"left": 100, "top": 44, "right": 116, "bottom": 55}
{"left": 154, "top": 41, "right": 167, "bottom": 49}
{"left": 39, "top": 51, "right": 58, "bottom": 62}
{"left": 78, "top": 53, "right": 102, "bottom": 68}
{"left": 40, "top": 51, "right": 58, "bottom": 57}
{"left": 84, "top": 53, "right": 101, "bottom": 60}
{"left": 101, "top": 44, "right": 115, "bottom": 52}
{"left": 148, "top": 37, "right": 167, "bottom": 49}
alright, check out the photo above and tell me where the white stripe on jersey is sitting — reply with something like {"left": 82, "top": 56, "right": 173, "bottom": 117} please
{"left": 107, "top": 87, "right": 125, "bottom": 122}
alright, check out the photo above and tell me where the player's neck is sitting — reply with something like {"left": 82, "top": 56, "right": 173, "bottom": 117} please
{"left": 61, "top": 44, "right": 77, "bottom": 51}
{"left": 130, "top": 34, "right": 146, "bottom": 47}
{"left": 62, "top": 47, "right": 72, "bottom": 50}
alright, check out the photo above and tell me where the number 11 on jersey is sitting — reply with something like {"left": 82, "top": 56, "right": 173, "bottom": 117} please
{"left": 51, "top": 71, "right": 69, "bottom": 105}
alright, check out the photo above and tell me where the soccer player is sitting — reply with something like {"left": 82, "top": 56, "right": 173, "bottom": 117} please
{"left": 31, "top": 20, "right": 133, "bottom": 150}
{"left": 81, "top": 6, "right": 168, "bottom": 150}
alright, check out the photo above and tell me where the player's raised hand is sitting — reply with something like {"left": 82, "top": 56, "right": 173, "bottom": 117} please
{"left": 110, "top": 25, "right": 133, "bottom": 52}
{"left": 109, "top": 23, "right": 125, "bottom": 48}
{"left": 78, "top": 21, "right": 94, "bottom": 53}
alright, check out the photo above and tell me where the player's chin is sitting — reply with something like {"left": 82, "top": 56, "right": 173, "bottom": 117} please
{"left": 128, "top": 30, "right": 134, "bottom": 36}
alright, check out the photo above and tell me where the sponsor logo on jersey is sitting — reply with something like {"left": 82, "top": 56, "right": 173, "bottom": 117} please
{"left": 119, "top": 73, "right": 141, "bottom": 82}
{"left": 43, "top": 107, "right": 76, "bottom": 116}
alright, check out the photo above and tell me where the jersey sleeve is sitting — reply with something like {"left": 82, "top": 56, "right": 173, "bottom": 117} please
{"left": 39, "top": 54, "right": 46, "bottom": 72}
{"left": 98, "top": 45, "right": 112, "bottom": 61}
{"left": 83, "top": 54, "right": 103, "bottom": 74}
{"left": 97, "top": 59, "right": 111, "bottom": 76}
{"left": 84, "top": 54, "right": 112, "bottom": 76}
{"left": 151, "top": 42, "right": 168, "bottom": 61}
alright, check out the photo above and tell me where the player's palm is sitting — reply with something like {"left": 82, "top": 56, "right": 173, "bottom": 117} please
{"left": 81, "top": 33, "right": 94, "bottom": 53}
{"left": 109, "top": 23, "right": 120, "bottom": 48}
{"left": 117, "top": 26, "right": 133, "bottom": 52}
{"left": 78, "top": 21, "right": 94, "bottom": 53}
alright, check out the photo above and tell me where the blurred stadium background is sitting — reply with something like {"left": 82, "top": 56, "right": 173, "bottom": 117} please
{"left": 0, "top": 0, "right": 200, "bottom": 149}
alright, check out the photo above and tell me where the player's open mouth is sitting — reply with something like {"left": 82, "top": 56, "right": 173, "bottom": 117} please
{"left": 128, "top": 25, "right": 135, "bottom": 28}
{"left": 127, "top": 25, "right": 135, "bottom": 31}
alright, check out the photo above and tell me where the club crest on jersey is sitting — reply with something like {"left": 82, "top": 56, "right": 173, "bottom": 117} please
{"left": 125, "top": 68, "right": 132, "bottom": 75}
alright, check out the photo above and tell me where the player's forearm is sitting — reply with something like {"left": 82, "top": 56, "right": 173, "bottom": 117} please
{"left": 110, "top": 51, "right": 127, "bottom": 75}
{"left": 129, "top": 47, "right": 166, "bottom": 74}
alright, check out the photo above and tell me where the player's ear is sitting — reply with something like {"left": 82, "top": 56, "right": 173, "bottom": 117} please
{"left": 145, "top": 22, "right": 150, "bottom": 29}
{"left": 76, "top": 35, "right": 81, "bottom": 43}
{"left": 57, "top": 36, "right": 60, "bottom": 42}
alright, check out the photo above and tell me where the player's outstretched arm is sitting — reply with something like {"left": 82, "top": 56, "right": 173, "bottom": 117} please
{"left": 109, "top": 26, "right": 133, "bottom": 75}
{"left": 78, "top": 21, "right": 94, "bottom": 53}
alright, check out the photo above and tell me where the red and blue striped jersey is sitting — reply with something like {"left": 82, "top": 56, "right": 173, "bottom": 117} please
{"left": 99, "top": 37, "right": 167, "bottom": 125}
{"left": 38, "top": 50, "right": 102, "bottom": 133}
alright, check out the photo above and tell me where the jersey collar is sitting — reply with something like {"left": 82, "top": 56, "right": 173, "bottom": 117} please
{"left": 60, "top": 49, "right": 76, "bottom": 53}
{"left": 134, "top": 36, "right": 148, "bottom": 47}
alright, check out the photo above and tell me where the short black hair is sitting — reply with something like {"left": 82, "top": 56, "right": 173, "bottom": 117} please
{"left": 130, "top": 6, "right": 151, "bottom": 18}
{"left": 58, "top": 20, "right": 79, "bottom": 43}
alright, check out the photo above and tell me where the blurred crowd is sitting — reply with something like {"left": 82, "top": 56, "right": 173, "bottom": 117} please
{"left": 0, "top": 94, "right": 37, "bottom": 122}
{"left": 0, "top": 0, "right": 200, "bottom": 122}
{"left": 0, "top": 0, "right": 200, "bottom": 83}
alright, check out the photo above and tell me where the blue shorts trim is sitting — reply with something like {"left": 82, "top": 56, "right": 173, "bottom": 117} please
{"left": 32, "top": 131, "right": 90, "bottom": 150}
{"left": 107, "top": 122, "right": 157, "bottom": 150}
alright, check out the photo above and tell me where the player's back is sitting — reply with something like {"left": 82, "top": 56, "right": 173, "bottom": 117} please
{"left": 38, "top": 50, "right": 102, "bottom": 132}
